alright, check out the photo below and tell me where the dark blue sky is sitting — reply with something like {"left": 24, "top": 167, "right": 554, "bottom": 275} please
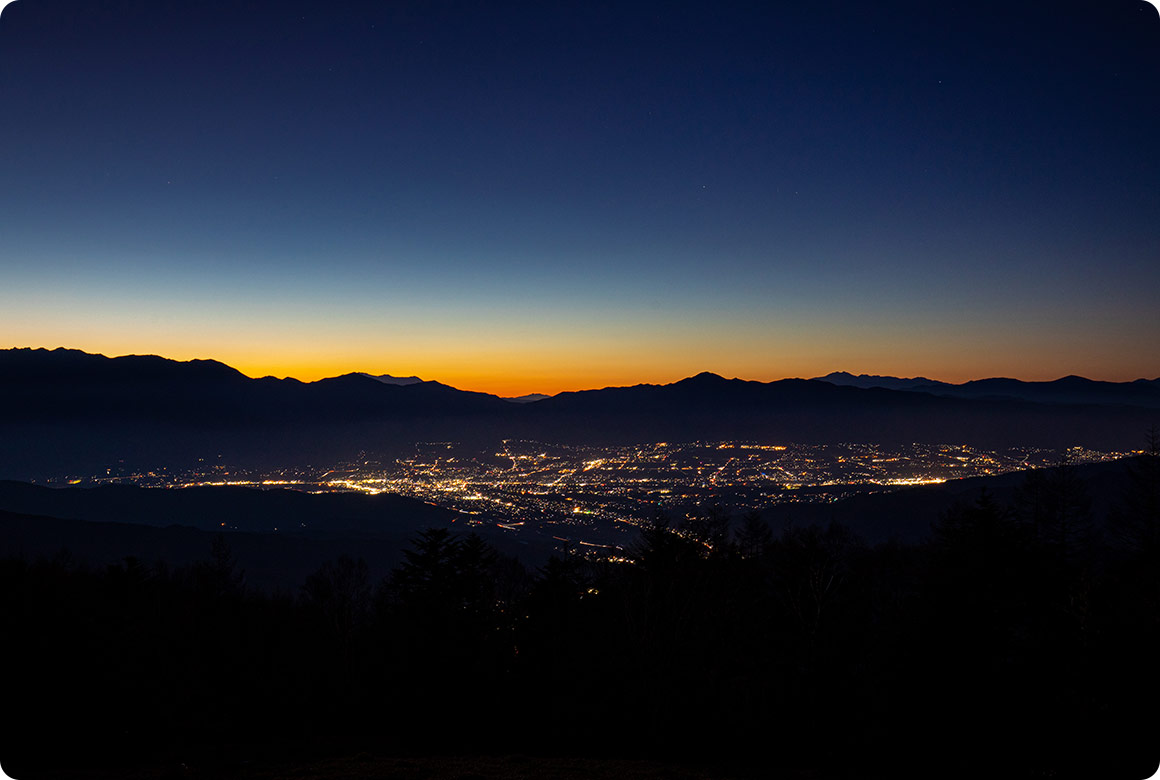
{"left": 1, "top": 0, "right": 1157, "bottom": 393}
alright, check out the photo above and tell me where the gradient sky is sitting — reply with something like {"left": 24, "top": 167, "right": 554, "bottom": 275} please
{"left": 1, "top": 0, "right": 1158, "bottom": 395}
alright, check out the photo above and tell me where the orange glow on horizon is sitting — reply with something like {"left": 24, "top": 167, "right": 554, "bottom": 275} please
{"left": 9, "top": 338, "right": 1155, "bottom": 398}
{"left": 227, "top": 359, "right": 696, "bottom": 397}
{"left": 134, "top": 353, "right": 1160, "bottom": 398}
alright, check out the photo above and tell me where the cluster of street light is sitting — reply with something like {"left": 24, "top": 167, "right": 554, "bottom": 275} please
{"left": 66, "top": 440, "right": 1131, "bottom": 554}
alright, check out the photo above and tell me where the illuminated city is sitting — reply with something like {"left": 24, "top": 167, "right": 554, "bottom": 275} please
{"left": 67, "top": 440, "right": 1132, "bottom": 555}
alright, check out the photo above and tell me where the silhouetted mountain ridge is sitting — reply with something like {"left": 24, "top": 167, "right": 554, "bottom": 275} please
{"left": 818, "top": 370, "right": 1160, "bottom": 408}
{"left": 815, "top": 371, "right": 948, "bottom": 391}
{"left": 0, "top": 349, "right": 512, "bottom": 425}
{"left": 503, "top": 393, "right": 551, "bottom": 403}
{"left": 1, "top": 348, "right": 1154, "bottom": 479}
{"left": 361, "top": 372, "right": 423, "bottom": 385}
{"left": 527, "top": 371, "right": 1151, "bottom": 449}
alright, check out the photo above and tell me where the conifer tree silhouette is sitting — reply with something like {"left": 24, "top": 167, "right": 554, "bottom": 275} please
{"left": 736, "top": 510, "right": 773, "bottom": 560}
{"left": 1110, "top": 426, "right": 1160, "bottom": 557}
{"left": 302, "top": 554, "right": 371, "bottom": 667}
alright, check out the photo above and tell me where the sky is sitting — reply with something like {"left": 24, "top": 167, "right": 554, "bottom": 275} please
{"left": 1, "top": 0, "right": 1158, "bottom": 395}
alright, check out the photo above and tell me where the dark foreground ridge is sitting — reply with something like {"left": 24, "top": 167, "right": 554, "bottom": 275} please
{"left": 3, "top": 454, "right": 1159, "bottom": 779}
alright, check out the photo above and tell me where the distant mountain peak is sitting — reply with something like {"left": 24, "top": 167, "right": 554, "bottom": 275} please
{"left": 816, "top": 372, "right": 946, "bottom": 391}
{"left": 360, "top": 373, "right": 423, "bottom": 386}
{"left": 503, "top": 393, "right": 551, "bottom": 404}
{"left": 686, "top": 371, "right": 727, "bottom": 383}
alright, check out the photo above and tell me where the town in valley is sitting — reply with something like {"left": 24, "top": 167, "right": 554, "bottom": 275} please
{"left": 60, "top": 440, "right": 1133, "bottom": 555}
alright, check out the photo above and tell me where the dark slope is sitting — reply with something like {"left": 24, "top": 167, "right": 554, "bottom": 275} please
{"left": 0, "top": 481, "right": 559, "bottom": 588}
{"left": 758, "top": 456, "right": 1144, "bottom": 544}
{"left": 0, "top": 508, "right": 421, "bottom": 593}
{"left": 0, "top": 479, "right": 454, "bottom": 537}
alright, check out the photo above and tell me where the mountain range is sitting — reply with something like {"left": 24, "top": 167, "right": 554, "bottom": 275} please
{"left": 361, "top": 372, "right": 424, "bottom": 386}
{"left": 1, "top": 347, "right": 1155, "bottom": 479}
{"left": 816, "top": 371, "right": 1160, "bottom": 408}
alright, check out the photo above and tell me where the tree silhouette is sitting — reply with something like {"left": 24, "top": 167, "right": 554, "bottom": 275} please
{"left": 768, "top": 521, "right": 858, "bottom": 645}
{"left": 390, "top": 527, "right": 460, "bottom": 605}
{"left": 735, "top": 510, "right": 773, "bottom": 560}
{"left": 1109, "top": 428, "right": 1160, "bottom": 557}
{"left": 1036, "top": 456, "right": 1095, "bottom": 566}
{"left": 200, "top": 532, "right": 245, "bottom": 598}
{"left": 302, "top": 554, "right": 371, "bottom": 671}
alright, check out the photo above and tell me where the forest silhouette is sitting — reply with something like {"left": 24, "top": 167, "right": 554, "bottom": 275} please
{"left": 3, "top": 453, "right": 1159, "bottom": 779}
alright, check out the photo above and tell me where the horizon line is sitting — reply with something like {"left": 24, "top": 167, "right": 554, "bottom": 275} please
{"left": 6, "top": 345, "right": 1159, "bottom": 398}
